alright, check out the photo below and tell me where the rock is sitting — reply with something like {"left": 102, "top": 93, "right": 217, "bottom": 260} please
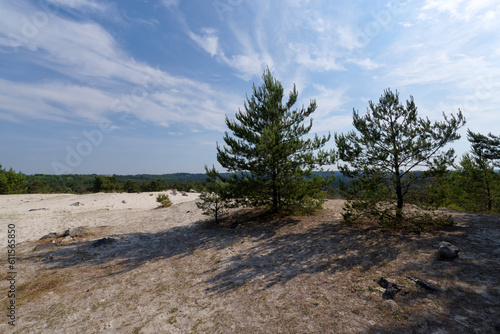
{"left": 60, "top": 236, "right": 73, "bottom": 244}
{"left": 171, "top": 190, "right": 177, "bottom": 196}
{"left": 436, "top": 241, "right": 460, "bottom": 260}
{"left": 181, "top": 191, "right": 188, "bottom": 196}
{"left": 384, "top": 300, "right": 399, "bottom": 313}
{"left": 407, "top": 276, "right": 439, "bottom": 292}
{"left": 40, "top": 233, "right": 57, "bottom": 240}
{"left": 33, "top": 243, "right": 58, "bottom": 252}
{"left": 122, "top": 200, "right": 126, "bottom": 204}
{"left": 29, "top": 208, "right": 48, "bottom": 212}
{"left": 189, "top": 189, "right": 197, "bottom": 193}
{"left": 377, "top": 277, "right": 390, "bottom": 289}
{"left": 64, "top": 226, "right": 89, "bottom": 237}
{"left": 377, "top": 277, "right": 401, "bottom": 299}
{"left": 70, "top": 202, "right": 82, "bottom": 207}
{"left": 92, "top": 237, "right": 116, "bottom": 247}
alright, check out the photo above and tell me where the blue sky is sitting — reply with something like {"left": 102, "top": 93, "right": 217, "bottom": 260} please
{"left": 1, "top": 0, "right": 499, "bottom": 175}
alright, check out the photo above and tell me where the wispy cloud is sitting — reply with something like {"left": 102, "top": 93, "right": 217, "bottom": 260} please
{"left": 161, "top": 0, "right": 181, "bottom": 8}
{"left": 46, "top": 0, "right": 111, "bottom": 13}
{"left": 0, "top": 0, "right": 239, "bottom": 132}
{"left": 189, "top": 28, "right": 219, "bottom": 57}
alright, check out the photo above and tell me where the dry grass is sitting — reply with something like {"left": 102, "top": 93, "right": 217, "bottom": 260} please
{"left": 1, "top": 200, "right": 499, "bottom": 333}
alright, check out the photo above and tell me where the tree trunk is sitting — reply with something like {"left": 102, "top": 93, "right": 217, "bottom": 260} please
{"left": 395, "top": 173, "right": 404, "bottom": 220}
{"left": 272, "top": 168, "right": 278, "bottom": 212}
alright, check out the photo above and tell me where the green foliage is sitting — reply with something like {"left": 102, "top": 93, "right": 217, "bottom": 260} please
{"left": 0, "top": 164, "right": 28, "bottom": 194}
{"left": 196, "top": 165, "right": 236, "bottom": 223}
{"left": 217, "top": 67, "right": 335, "bottom": 215}
{"left": 140, "top": 179, "right": 166, "bottom": 192}
{"left": 335, "top": 88, "right": 465, "bottom": 226}
{"left": 446, "top": 134, "right": 500, "bottom": 213}
{"left": 156, "top": 193, "right": 172, "bottom": 207}
{"left": 93, "top": 176, "right": 123, "bottom": 193}
{"left": 124, "top": 180, "right": 140, "bottom": 193}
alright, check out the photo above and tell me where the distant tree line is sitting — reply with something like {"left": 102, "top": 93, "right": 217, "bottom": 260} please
{"left": 0, "top": 171, "right": 208, "bottom": 195}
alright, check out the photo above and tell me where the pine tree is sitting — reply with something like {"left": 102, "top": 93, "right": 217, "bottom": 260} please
{"left": 0, "top": 164, "right": 28, "bottom": 194}
{"left": 217, "top": 68, "right": 334, "bottom": 214}
{"left": 196, "top": 165, "right": 235, "bottom": 223}
{"left": 335, "top": 88, "right": 465, "bottom": 225}
{"left": 456, "top": 130, "right": 500, "bottom": 212}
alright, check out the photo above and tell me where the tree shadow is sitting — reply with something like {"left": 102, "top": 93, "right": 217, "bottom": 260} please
{"left": 367, "top": 212, "right": 500, "bottom": 333}
{"left": 28, "top": 207, "right": 401, "bottom": 293}
{"left": 201, "top": 220, "right": 402, "bottom": 295}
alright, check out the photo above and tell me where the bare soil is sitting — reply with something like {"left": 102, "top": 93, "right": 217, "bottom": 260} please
{"left": 1, "top": 199, "right": 499, "bottom": 333}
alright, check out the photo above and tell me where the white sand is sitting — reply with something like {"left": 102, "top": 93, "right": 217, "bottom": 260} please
{"left": 0, "top": 191, "right": 201, "bottom": 244}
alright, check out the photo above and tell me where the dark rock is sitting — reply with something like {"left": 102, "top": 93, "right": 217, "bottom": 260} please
{"left": 377, "top": 277, "right": 390, "bottom": 289}
{"left": 33, "top": 243, "right": 58, "bottom": 252}
{"left": 40, "top": 233, "right": 57, "bottom": 240}
{"left": 29, "top": 208, "right": 48, "bottom": 212}
{"left": 64, "top": 226, "right": 89, "bottom": 237}
{"left": 181, "top": 191, "right": 188, "bottom": 196}
{"left": 92, "top": 237, "right": 116, "bottom": 247}
{"left": 70, "top": 202, "right": 81, "bottom": 206}
{"left": 230, "top": 221, "right": 239, "bottom": 229}
{"left": 436, "top": 241, "right": 460, "bottom": 260}
{"left": 377, "top": 277, "right": 401, "bottom": 300}
{"left": 407, "top": 276, "right": 439, "bottom": 292}
{"left": 122, "top": 200, "right": 126, "bottom": 204}
{"left": 189, "top": 189, "right": 197, "bottom": 193}
{"left": 383, "top": 285, "right": 401, "bottom": 300}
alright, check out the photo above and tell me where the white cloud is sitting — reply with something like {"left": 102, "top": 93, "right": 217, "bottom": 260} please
{"left": 422, "top": 0, "right": 500, "bottom": 22}
{"left": 309, "top": 84, "right": 350, "bottom": 132}
{"left": 46, "top": 0, "right": 110, "bottom": 12}
{"left": 346, "top": 57, "right": 379, "bottom": 70}
{"left": 161, "top": 0, "right": 181, "bottom": 8}
{"left": 189, "top": 28, "right": 219, "bottom": 57}
{"left": 0, "top": 1, "right": 240, "bottom": 132}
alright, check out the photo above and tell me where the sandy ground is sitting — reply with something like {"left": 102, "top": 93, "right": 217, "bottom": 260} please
{"left": 0, "top": 191, "right": 201, "bottom": 244}
{"left": 0, "top": 193, "right": 499, "bottom": 333}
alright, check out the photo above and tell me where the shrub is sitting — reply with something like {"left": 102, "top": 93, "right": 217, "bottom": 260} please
{"left": 156, "top": 193, "right": 172, "bottom": 207}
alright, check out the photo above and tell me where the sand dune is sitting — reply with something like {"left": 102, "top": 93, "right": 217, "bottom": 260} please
{"left": 0, "top": 191, "right": 201, "bottom": 244}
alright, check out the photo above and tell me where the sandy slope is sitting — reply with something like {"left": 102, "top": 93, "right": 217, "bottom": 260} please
{"left": 0, "top": 191, "right": 200, "bottom": 243}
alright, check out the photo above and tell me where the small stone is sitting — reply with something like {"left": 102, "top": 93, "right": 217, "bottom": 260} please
{"left": 64, "top": 226, "right": 89, "bottom": 237}
{"left": 377, "top": 277, "right": 401, "bottom": 299}
{"left": 40, "top": 233, "right": 57, "bottom": 240}
{"left": 70, "top": 202, "right": 81, "bottom": 207}
{"left": 384, "top": 300, "right": 399, "bottom": 313}
{"left": 60, "top": 236, "right": 73, "bottom": 244}
{"left": 122, "top": 200, "right": 126, "bottom": 204}
{"left": 407, "top": 276, "right": 439, "bottom": 292}
{"left": 436, "top": 241, "right": 460, "bottom": 260}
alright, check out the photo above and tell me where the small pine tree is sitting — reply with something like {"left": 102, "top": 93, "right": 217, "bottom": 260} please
{"left": 446, "top": 130, "right": 500, "bottom": 212}
{"left": 196, "top": 166, "right": 235, "bottom": 223}
{"left": 156, "top": 193, "right": 172, "bottom": 207}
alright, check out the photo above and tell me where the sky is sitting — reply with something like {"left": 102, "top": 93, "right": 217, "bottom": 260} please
{"left": 1, "top": 0, "right": 499, "bottom": 175}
